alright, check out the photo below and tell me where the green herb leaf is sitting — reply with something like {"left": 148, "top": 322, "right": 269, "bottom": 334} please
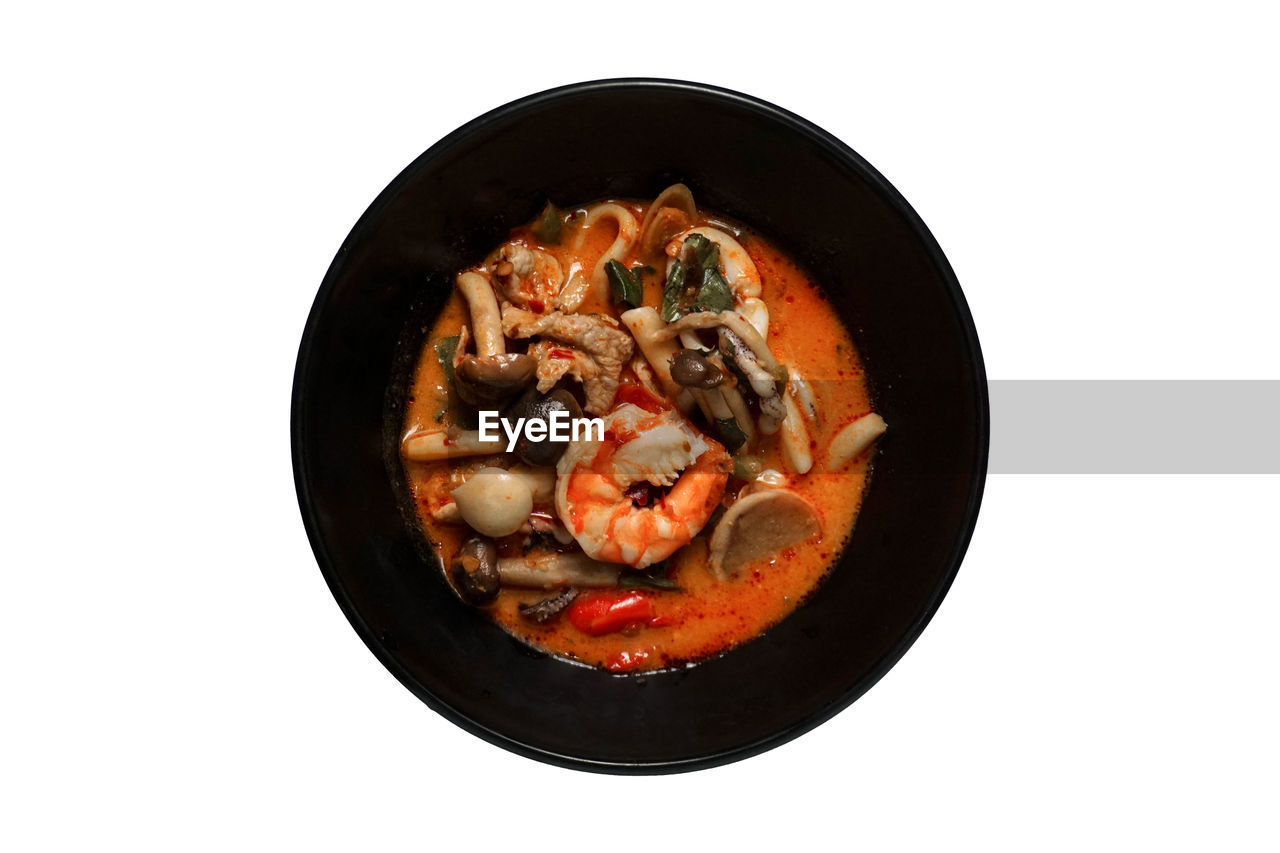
{"left": 683, "top": 233, "right": 720, "bottom": 274}
{"left": 714, "top": 416, "right": 748, "bottom": 452}
{"left": 618, "top": 574, "right": 680, "bottom": 591}
{"left": 434, "top": 335, "right": 460, "bottom": 384}
{"left": 531, "top": 201, "right": 563, "bottom": 243}
{"left": 617, "top": 560, "right": 680, "bottom": 591}
{"left": 605, "top": 259, "right": 643, "bottom": 308}
{"left": 694, "top": 268, "right": 734, "bottom": 313}
{"left": 771, "top": 362, "right": 789, "bottom": 396}
{"left": 732, "top": 455, "right": 763, "bottom": 481}
{"left": 661, "top": 260, "right": 686, "bottom": 321}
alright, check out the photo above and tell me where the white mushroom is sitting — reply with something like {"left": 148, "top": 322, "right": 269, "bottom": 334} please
{"left": 708, "top": 490, "right": 822, "bottom": 580}
{"left": 455, "top": 271, "right": 505, "bottom": 357}
{"left": 451, "top": 466, "right": 532, "bottom": 537}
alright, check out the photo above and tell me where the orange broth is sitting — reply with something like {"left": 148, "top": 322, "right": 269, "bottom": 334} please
{"left": 401, "top": 200, "right": 876, "bottom": 672}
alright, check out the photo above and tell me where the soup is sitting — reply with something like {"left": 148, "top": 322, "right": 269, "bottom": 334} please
{"left": 400, "top": 185, "right": 886, "bottom": 672}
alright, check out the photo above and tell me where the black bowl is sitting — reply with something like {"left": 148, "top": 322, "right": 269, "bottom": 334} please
{"left": 292, "top": 79, "right": 988, "bottom": 773}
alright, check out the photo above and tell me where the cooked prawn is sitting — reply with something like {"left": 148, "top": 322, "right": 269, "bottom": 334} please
{"left": 555, "top": 404, "right": 732, "bottom": 568}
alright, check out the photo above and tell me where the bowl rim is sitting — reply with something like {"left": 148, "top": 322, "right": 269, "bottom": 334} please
{"left": 291, "top": 77, "right": 990, "bottom": 774}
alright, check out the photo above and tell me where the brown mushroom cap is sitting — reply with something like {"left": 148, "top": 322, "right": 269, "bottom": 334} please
{"left": 453, "top": 353, "right": 536, "bottom": 405}
{"left": 708, "top": 490, "right": 822, "bottom": 580}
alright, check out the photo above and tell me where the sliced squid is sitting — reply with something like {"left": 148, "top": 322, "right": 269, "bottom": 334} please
{"left": 827, "top": 413, "right": 887, "bottom": 470}
{"left": 739, "top": 296, "right": 769, "bottom": 338}
{"left": 778, "top": 393, "right": 813, "bottom": 474}
{"left": 558, "top": 203, "right": 638, "bottom": 311}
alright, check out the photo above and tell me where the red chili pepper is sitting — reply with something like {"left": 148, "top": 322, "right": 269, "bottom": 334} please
{"left": 567, "top": 591, "right": 656, "bottom": 636}
{"left": 605, "top": 649, "right": 652, "bottom": 672}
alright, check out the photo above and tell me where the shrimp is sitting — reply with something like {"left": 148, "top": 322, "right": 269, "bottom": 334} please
{"left": 486, "top": 243, "right": 564, "bottom": 312}
{"left": 555, "top": 404, "right": 732, "bottom": 568}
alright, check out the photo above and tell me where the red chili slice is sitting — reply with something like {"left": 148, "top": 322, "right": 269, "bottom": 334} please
{"left": 567, "top": 591, "right": 656, "bottom": 636}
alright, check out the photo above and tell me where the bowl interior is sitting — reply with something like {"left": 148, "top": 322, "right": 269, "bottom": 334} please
{"left": 292, "top": 80, "right": 987, "bottom": 772}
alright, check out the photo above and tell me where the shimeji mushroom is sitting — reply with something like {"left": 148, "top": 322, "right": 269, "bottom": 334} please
{"left": 495, "top": 551, "right": 622, "bottom": 589}
{"left": 453, "top": 271, "right": 536, "bottom": 405}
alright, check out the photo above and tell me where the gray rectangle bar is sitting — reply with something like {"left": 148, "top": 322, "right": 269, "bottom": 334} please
{"left": 988, "top": 380, "right": 1280, "bottom": 473}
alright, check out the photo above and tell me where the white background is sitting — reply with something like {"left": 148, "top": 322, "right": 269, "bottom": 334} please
{"left": 3, "top": 2, "right": 1277, "bottom": 850}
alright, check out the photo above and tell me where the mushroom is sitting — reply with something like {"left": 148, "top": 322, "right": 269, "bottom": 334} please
{"left": 451, "top": 466, "right": 533, "bottom": 537}
{"left": 501, "top": 306, "right": 634, "bottom": 415}
{"left": 402, "top": 428, "right": 499, "bottom": 461}
{"left": 496, "top": 551, "right": 622, "bottom": 589}
{"left": 453, "top": 271, "right": 536, "bottom": 405}
{"left": 669, "top": 349, "right": 725, "bottom": 389}
{"left": 503, "top": 387, "right": 584, "bottom": 467}
{"left": 708, "top": 490, "right": 822, "bottom": 580}
{"left": 451, "top": 535, "right": 501, "bottom": 604}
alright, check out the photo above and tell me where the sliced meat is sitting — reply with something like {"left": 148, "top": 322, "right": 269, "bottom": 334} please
{"left": 526, "top": 340, "right": 601, "bottom": 396}
{"left": 502, "top": 307, "right": 635, "bottom": 414}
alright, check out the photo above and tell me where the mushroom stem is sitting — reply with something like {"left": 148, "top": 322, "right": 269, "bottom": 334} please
{"left": 619, "top": 307, "right": 697, "bottom": 414}
{"left": 402, "top": 429, "right": 499, "bottom": 461}
{"left": 496, "top": 552, "right": 622, "bottom": 589}
{"left": 456, "top": 271, "right": 505, "bottom": 357}
{"left": 719, "top": 382, "right": 757, "bottom": 445}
